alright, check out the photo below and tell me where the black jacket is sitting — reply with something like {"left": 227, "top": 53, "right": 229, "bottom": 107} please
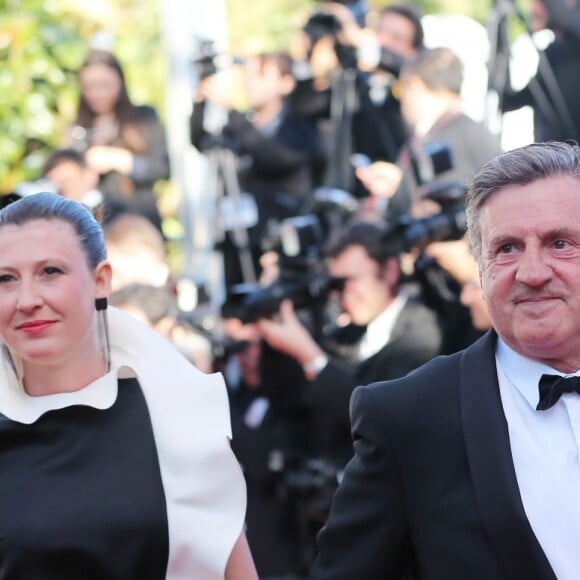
{"left": 191, "top": 102, "right": 325, "bottom": 246}
{"left": 310, "top": 331, "right": 556, "bottom": 579}
{"left": 306, "top": 295, "right": 443, "bottom": 468}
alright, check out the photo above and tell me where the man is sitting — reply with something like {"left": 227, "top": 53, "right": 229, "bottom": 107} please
{"left": 350, "top": 3, "right": 425, "bottom": 164}
{"left": 42, "top": 148, "right": 104, "bottom": 221}
{"left": 426, "top": 237, "right": 492, "bottom": 333}
{"left": 310, "top": 141, "right": 580, "bottom": 579}
{"left": 355, "top": 47, "right": 501, "bottom": 353}
{"left": 258, "top": 220, "right": 442, "bottom": 468}
{"left": 502, "top": 0, "right": 580, "bottom": 144}
{"left": 291, "top": 3, "right": 423, "bottom": 194}
{"left": 191, "top": 51, "right": 324, "bottom": 286}
{"left": 356, "top": 46, "right": 502, "bottom": 220}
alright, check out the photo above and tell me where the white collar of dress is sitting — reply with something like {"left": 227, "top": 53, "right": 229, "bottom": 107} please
{"left": 0, "top": 307, "right": 180, "bottom": 425}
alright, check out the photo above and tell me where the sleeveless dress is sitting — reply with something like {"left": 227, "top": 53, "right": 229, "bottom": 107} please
{"left": 0, "top": 307, "right": 246, "bottom": 579}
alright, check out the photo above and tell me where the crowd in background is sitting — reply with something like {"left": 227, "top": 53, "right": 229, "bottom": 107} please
{"left": 8, "top": 0, "right": 580, "bottom": 577}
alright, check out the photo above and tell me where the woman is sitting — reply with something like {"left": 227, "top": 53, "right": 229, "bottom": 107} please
{"left": 65, "top": 49, "right": 170, "bottom": 232}
{"left": 0, "top": 192, "right": 257, "bottom": 579}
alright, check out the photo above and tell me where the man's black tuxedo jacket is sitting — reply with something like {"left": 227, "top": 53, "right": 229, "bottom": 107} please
{"left": 310, "top": 331, "right": 556, "bottom": 579}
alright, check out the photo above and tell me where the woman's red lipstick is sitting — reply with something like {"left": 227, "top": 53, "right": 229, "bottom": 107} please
{"left": 18, "top": 321, "right": 55, "bottom": 334}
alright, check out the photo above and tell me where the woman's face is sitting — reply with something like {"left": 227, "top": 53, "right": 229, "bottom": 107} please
{"left": 0, "top": 219, "right": 111, "bottom": 372}
{"left": 79, "top": 63, "right": 123, "bottom": 115}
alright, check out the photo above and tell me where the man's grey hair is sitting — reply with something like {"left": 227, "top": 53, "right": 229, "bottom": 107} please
{"left": 466, "top": 141, "right": 580, "bottom": 263}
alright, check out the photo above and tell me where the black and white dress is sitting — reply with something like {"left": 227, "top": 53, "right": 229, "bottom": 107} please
{"left": 0, "top": 308, "right": 246, "bottom": 579}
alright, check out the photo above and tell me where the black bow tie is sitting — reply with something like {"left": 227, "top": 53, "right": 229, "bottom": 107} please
{"left": 537, "top": 374, "right": 580, "bottom": 411}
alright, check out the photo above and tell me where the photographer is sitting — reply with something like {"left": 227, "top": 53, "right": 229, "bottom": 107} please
{"left": 190, "top": 51, "right": 325, "bottom": 287}
{"left": 356, "top": 46, "right": 502, "bottom": 221}
{"left": 501, "top": 0, "right": 580, "bottom": 144}
{"left": 290, "top": 3, "right": 424, "bottom": 193}
{"left": 257, "top": 219, "right": 443, "bottom": 469}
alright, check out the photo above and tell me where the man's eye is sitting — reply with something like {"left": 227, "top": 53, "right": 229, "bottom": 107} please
{"left": 499, "top": 244, "right": 514, "bottom": 254}
{"left": 553, "top": 239, "right": 569, "bottom": 249}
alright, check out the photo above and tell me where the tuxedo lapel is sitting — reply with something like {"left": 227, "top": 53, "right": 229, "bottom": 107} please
{"left": 459, "top": 331, "right": 556, "bottom": 580}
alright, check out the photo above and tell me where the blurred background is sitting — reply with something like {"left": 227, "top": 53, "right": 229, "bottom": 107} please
{"left": 0, "top": 0, "right": 516, "bottom": 194}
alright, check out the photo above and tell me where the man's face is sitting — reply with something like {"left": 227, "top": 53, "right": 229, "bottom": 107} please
{"left": 376, "top": 12, "right": 418, "bottom": 59}
{"left": 328, "top": 244, "right": 396, "bottom": 326}
{"left": 530, "top": 0, "right": 549, "bottom": 32}
{"left": 398, "top": 74, "right": 428, "bottom": 129}
{"left": 45, "top": 161, "right": 99, "bottom": 202}
{"left": 243, "top": 57, "right": 294, "bottom": 111}
{"left": 479, "top": 174, "right": 580, "bottom": 372}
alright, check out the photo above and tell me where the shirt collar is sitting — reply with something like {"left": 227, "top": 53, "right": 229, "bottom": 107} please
{"left": 359, "top": 291, "right": 408, "bottom": 359}
{"left": 496, "top": 337, "right": 580, "bottom": 409}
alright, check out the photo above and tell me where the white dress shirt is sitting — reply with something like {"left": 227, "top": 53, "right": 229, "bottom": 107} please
{"left": 358, "top": 292, "right": 408, "bottom": 360}
{"left": 496, "top": 338, "right": 580, "bottom": 579}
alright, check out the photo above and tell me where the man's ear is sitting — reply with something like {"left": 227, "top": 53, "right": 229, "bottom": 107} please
{"left": 382, "top": 256, "right": 401, "bottom": 287}
{"left": 280, "top": 73, "right": 296, "bottom": 97}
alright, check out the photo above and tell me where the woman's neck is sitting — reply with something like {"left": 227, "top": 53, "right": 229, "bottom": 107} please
{"left": 22, "top": 357, "right": 108, "bottom": 397}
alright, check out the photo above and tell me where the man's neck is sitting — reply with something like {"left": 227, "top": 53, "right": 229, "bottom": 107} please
{"left": 414, "top": 95, "right": 463, "bottom": 138}
{"left": 253, "top": 100, "right": 284, "bottom": 128}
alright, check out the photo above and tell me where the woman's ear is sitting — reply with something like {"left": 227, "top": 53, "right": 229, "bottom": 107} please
{"left": 94, "top": 260, "right": 113, "bottom": 299}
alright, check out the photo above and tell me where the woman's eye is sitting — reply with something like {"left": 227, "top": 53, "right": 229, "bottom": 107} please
{"left": 0, "top": 274, "right": 14, "bottom": 284}
{"left": 42, "top": 266, "right": 63, "bottom": 276}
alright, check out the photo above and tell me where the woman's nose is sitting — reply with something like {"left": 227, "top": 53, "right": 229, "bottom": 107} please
{"left": 16, "top": 281, "right": 43, "bottom": 312}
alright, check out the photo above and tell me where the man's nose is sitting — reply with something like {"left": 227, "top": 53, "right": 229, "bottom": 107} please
{"left": 515, "top": 247, "right": 552, "bottom": 287}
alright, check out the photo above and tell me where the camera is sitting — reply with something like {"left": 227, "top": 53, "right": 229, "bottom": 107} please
{"left": 302, "top": 12, "right": 358, "bottom": 70}
{"left": 387, "top": 180, "right": 468, "bottom": 253}
{"left": 408, "top": 140, "right": 454, "bottom": 187}
{"left": 222, "top": 185, "right": 361, "bottom": 324}
{"left": 315, "top": 0, "right": 368, "bottom": 27}
{"left": 223, "top": 214, "right": 346, "bottom": 324}
{"left": 192, "top": 38, "right": 244, "bottom": 80}
{"left": 221, "top": 140, "right": 464, "bottom": 324}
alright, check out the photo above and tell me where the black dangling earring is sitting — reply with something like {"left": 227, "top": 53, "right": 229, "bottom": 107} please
{"left": 95, "top": 297, "right": 111, "bottom": 372}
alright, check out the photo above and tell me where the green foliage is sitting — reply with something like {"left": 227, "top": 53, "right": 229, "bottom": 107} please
{"left": 1, "top": 0, "right": 526, "bottom": 196}
{"left": 0, "top": 0, "right": 165, "bottom": 195}
{"left": 226, "top": 0, "right": 315, "bottom": 54}
{"left": 0, "top": 5, "right": 89, "bottom": 192}
{"left": 224, "top": 0, "right": 496, "bottom": 56}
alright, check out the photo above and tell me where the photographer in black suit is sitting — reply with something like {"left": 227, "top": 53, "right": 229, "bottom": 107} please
{"left": 191, "top": 51, "right": 324, "bottom": 286}
{"left": 257, "top": 219, "right": 443, "bottom": 469}
{"left": 311, "top": 141, "right": 580, "bottom": 579}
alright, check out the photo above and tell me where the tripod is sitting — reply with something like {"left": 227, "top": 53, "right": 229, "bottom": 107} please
{"left": 323, "top": 67, "right": 358, "bottom": 193}
{"left": 201, "top": 146, "right": 258, "bottom": 290}
{"left": 486, "top": 0, "right": 579, "bottom": 139}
